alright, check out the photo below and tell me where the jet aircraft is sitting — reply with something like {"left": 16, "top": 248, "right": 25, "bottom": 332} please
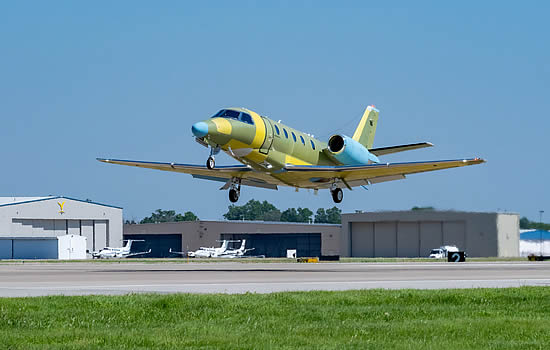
{"left": 186, "top": 240, "right": 240, "bottom": 258}
{"left": 98, "top": 105, "right": 485, "bottom": 203}
{"left": 218, "top": 239, "right": 255, "bottom": 258}
{"left": 91, "top": 240, "right": 151, "bottom": 259}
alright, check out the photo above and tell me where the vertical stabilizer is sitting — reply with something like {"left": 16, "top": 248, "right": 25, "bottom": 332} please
{"left": 352, "top": 105, "right": 379, "bottom": 149}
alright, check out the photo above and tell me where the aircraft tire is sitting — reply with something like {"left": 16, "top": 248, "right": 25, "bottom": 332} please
{"left": 331, "top": 188, "right": 343, "bottom": 203}
{"left": 229, "top": 188, "right": 240, "bottom": 203}
{"left": 207, "top": 156, "right": 215, "bottom": 170}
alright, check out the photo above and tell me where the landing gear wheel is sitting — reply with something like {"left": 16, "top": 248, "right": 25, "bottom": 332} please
{"left": 331, "top": 188, "right": 343, "bottom": 203}
{"left": 206, "top": 156, "right": 215, "bottom": 170}
{"left": 229, "top": 188, "right": 240, "bottom": 203}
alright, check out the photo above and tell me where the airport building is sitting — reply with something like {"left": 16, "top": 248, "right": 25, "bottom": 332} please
{"left": 123, "top": 220, "right": 341, "bottom": 258}
{"left": 0, "top": 196, "right": 123, "bottom": 257}
{"left": 0, "top": 197, "right": 520, "bottom": 259}
{"left": 341, "top": 211, "right": 519, "bottom": 257}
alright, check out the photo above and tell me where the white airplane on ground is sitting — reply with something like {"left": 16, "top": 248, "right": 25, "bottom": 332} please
{"left": 218, "top": 240, "right": 255, "bottom": 258}
{"left": 172, "top": 240, "right": 244, "bottom": 258}
{"left": 91, "top": 240, "right": 151, "bottom": 259}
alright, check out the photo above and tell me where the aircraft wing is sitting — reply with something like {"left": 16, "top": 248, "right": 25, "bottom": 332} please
{"left": 97, "top": 158, "right": 282, "bottom": 190}
{"left": 282, "top": 158, "right": 485, "bottom": 189}
{"left": 369, "top": 142, "right": 433, "bottom": 156}
{"left": 125, "top": 249, "right": 152, "bottom": 258}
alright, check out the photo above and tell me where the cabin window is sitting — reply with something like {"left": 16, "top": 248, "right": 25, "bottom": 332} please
{"left": 291, "top": 132, "right": 297, "bottom": 142}
{"left": 310, "top": 140, "right": 316, "bottom": 150}
{"left": 300, "top": 135, "right": 305, "bottom": 145}
{"left": 274, "top": 125, "right": 280, "bottom": 135}
{"left": 283, "top": 128, "right": 288, "bottom": 139}
{"left": 240, "top": 113, "right": 254, "bottom": 125}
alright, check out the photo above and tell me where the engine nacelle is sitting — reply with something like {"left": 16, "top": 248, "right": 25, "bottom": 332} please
{"left": 326, "top": 134, "right": 380, "bottom": 165}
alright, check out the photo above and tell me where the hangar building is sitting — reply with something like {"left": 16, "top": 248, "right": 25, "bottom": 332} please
{"left": 124, "top": 211, "right": 519, "bottom": 258}
{"left": 123, "top": 220, "right": 341, "bottom": 258}
{"left": 0, "top": 196, "right": 122, "bottom": 255}
{"left": 341, "top": 211, "right": 519, "bottom": 257}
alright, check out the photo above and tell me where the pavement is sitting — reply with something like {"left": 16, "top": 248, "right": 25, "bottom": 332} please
{"left": 0, "top": 261, "right": 549, "bottom": 297}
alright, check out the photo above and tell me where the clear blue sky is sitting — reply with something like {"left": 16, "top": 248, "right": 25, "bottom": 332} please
{"left": 1, "top": 1, "right": 548, "bottom": 222}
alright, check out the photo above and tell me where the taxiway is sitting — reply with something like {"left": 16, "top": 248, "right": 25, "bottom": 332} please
{"left": 0, "top": 261, "right": 548, "bottom": 297}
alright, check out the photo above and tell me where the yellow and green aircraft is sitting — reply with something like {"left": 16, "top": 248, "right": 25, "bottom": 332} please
{"left": 98, "top": 105, "right": 485, "bottom": 203}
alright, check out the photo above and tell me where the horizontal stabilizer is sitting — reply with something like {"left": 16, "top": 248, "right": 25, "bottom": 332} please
{"left": 369, "top": 142, "right": 433, "bottom": 156}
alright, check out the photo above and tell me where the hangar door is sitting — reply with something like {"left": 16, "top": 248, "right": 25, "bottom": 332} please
{"left": 123, "top": 234, "right": 182, "bottom": 258}
{"left": 350, "top": 221, "right": 465, "bottom": 257}
{"left": 221, "top": 233, "right": 321, "bottom": 258}
{"left": 11, "top": 219, "right": 109, "bottom": 252}
{"left": 0, "top": 238, "right": 58, "bottom": 259}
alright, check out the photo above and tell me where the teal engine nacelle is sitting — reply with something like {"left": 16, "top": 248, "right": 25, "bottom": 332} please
{"left": 326, "top": 134, "right": 380, "bottom": 165}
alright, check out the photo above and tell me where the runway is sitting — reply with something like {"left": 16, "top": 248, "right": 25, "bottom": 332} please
{"left": 0, "top": 261, "right": 549, "bottom": 297}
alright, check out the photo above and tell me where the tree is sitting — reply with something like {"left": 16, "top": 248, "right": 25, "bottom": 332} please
{"left": 261, "top": 209, "right": 282, "bottom": 222}
{"left": 280, "top": 208, "right": 299, "bottom": 222}
{"left": 140, "top": 209, "right": 198, "bottom": 224}
{"left": 281, "top": 207, "right": 313, "bottom": 223}
{"left": 124, "top": 219, "right": 136, "bottom": 225}
{"left": 297, "top": 207, "right": 313, "bottom": 222}
{"left": 520, "top": 217, "right": 530, "bottom": 229}
{"left": 182, "top": 211, "right": 198, "bottom": 221}
{"left": 411, "top": 206, "right": 434, "bottom": 211}
{"left": 223, "top": 200, "right": 278, "bottom": 221}
{"left": 325, "top": 206, "right": 342, "bottom": 224}
{"left": 315, "top": 208, "right": 328, "bottom": 223}
{"left": 314, "top": 207, "right": 341, "bottom": 224}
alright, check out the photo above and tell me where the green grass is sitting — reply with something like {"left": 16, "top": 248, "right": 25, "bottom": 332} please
{"left": 1, "top": 288, "right": 549, "bottom": 349}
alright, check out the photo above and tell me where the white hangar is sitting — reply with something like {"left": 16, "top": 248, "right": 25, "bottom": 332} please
{"left": 0, "top": 196, "right": 122, "bottom": 256}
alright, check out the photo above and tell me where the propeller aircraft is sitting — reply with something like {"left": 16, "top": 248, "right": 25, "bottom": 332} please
{"left": 98, "top": 105, "right": 485, "bottom": 203}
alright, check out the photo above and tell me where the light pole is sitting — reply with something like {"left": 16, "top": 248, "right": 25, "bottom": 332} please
{"left": 540, "top": 210, "right": 545, "bottom": 256}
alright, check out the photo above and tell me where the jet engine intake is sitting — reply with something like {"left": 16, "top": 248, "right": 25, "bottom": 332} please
{"left": 326, "top": 134, "right": 380, "bottom": 165}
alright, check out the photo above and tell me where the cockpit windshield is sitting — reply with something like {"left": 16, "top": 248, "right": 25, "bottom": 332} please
{"left": 211, "top": 109, "right": 254, "bottom": 125}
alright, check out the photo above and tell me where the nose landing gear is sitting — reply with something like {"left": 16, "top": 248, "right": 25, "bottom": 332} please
{"left": 207, "top": 156, "right": 215, "bottom": 170}
{"left": 206, "top": 146, "right": 220, "bottom": 170}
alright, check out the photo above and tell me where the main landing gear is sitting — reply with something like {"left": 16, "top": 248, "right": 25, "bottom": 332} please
{"left": 331, "top": 187, "right": 343, "bottom": 203}
{"left": 228, "top": 179, "right": 241, "bottom": 203}
{"left": 229, "top": 188, "right": 240, "bottom": 202}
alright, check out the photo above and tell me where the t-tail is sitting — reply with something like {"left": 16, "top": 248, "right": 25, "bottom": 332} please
{"left": 352, "top": 105, "right": 379, "bottom": 149}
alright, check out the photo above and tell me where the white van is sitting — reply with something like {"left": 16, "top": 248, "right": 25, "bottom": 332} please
{"left": 429, "top": 245, "right": 459, "bottom": 258}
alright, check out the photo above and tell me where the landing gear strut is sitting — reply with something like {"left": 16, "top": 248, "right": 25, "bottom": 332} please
{"left": 331, "top": 187, "right": 343, "bottom": 203}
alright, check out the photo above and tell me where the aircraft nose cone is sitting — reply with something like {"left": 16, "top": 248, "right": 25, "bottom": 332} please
{"left": 192, "top": 122, "right": 209, "bottom": 138}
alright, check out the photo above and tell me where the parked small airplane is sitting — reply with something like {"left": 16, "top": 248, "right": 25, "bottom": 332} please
{"left": 91, "top": 240, "right": 151, "bottom": 259}
{"left": 186, "top": 240, "right": 241, "bottom": 258}
{"left": 98, "top": 105, "right": 485, "bottom": 203}
{"left": 170, "top": 240, "right": 254, "bottom": 259}
{"left": 218, "top": 239, "right": 255, "bottom": 258}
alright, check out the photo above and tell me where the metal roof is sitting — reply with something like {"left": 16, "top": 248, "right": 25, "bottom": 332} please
{"left": 520, "top": 230, "right": 550, "bottom": 241}
{"left": 0, "top": 196, "right": 122, "bottom": 209}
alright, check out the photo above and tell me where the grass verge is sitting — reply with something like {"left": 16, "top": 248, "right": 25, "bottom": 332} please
{"left": 1, "top": 287, "right": 549, "bottom": 349}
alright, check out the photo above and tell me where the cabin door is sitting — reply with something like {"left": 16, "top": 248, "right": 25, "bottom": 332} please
{"left": 259, "top": 117, "right": 274, "bottom": 154}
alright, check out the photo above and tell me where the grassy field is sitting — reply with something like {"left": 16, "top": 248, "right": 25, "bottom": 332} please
{"left": 0, "top": 288, "right": 549, "bottom": 349}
